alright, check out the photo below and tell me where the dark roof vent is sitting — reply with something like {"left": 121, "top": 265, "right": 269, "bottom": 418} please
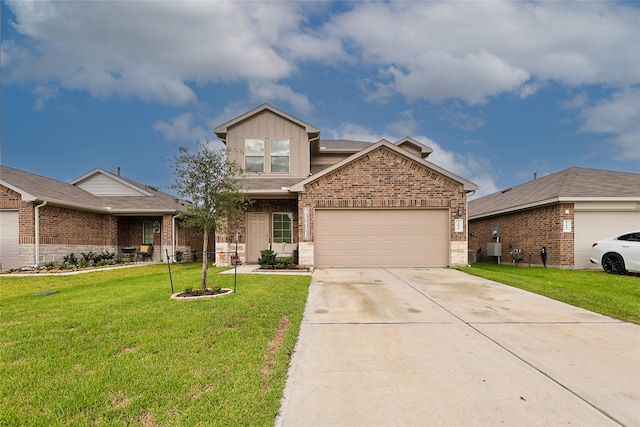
{"left": 501, "top": 187, "right": 512, "bottom": 194}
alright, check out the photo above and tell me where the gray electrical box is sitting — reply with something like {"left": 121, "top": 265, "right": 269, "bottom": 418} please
{"left": 487, "top": 243, "right": 502, "bottom": 257}
{"left": 491, "top": 226, "right": 501, "bottom": 239}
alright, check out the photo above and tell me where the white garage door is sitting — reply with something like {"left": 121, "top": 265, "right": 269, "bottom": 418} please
{"left": 0, "top": 210, "right": 20, "bottom": 270}
{"left": 315, "top": 209, "right": 449, "bottom": 268}
{"left": 575, "top": 211, "right": 640, "bottom": 269}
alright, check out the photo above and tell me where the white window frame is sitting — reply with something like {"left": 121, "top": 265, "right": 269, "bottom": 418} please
{"left": 244, "top": 138, "right": 265, "bottom": 173}
{"left": 270, "top": 138, "right": 290, "bottom": 173}
{"left": 244, "top": 137, "right": 290, "bottom": 174}
{"left": 272, "top": 212, "right": 293, "bottom": 243}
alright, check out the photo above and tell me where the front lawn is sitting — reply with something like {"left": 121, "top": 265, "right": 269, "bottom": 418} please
{"left": 457, "top": 263, "right": 640, "bottom": 324}
{"left": 0, "top": 263, "right": 311, "bottom": 426}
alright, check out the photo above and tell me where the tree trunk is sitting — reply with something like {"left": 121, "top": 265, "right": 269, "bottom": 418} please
{"left": 201, "top": 230, "right": 209, "bottom": 290}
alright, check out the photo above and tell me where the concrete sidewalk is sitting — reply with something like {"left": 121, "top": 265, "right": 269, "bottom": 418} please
{"left": 276, "top": 268, "right": 640, "bottom": 427}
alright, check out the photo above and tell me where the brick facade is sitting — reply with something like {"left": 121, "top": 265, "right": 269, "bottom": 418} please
{"left": 298, "top": 147, "right": 469, "bottom": 266}
{"left": 469, "top": 203, "right": 575, "bottom": 267}
{"left": 1, "top": 185, "right": 206, "bottom": 267}
{"left": 38, "top": 205, "right": 117, "bottom": 246}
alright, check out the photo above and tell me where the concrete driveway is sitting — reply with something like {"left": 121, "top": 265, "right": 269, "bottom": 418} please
{"left": 276, "top": 268, "right": 640, "bottom": 427}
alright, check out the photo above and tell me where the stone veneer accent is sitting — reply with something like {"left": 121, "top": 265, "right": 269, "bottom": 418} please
{"left": 450, "top": 241, "right": 469, "bottom": 265}
{"left": 214, "top": 242, "right": 246, "bottom": 267}
{"left": 26, "top": 244, "right": 118, "bottom": 265}
{"left": 297, "top": 242, "right": 314, "bottom": 268}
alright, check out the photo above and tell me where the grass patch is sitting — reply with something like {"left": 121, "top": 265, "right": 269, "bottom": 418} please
{"left": 0, "top": 263, "right": 311, "bottom": 426}
{"left": 456, "top": 263, "right": 640, "bottom": 324}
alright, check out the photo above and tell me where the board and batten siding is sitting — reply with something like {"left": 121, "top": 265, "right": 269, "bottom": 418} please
{"left": 225, "top": 110, "right": 310, "bottom": 178}
{"left": 74, "top": 174, "right": 145, "bottom": 196}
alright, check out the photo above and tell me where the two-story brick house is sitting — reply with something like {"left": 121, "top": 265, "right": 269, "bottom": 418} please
{"left": 213, "top": 104, "right": 478, "bottom": 268}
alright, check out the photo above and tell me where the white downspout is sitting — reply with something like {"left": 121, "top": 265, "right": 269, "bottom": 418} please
{"left": 466, "top": 190, "right": 476, "bottom": 266}
{"left": 34, "top": 200, "right": 47, "bottom": 266}
{"left": 172, "top": 214, "right": 180, "bottom": 262}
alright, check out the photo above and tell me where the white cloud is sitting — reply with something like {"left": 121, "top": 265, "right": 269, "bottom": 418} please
{"left": 248, "top": 81, "right": 313, "bottom": 115}
{"left": 325, "top": 122, "right": 383, "bottom": 142}
{"left": 4, "top": 0, "right": 638, "bottom": 108}
{"left": 323, "top": 1, "right": 640, "bottom": 103}
{"left": 386, "top": 51, "right": 529, "bottom": 104}
{"left": 3, "top": 1, "right": 298, "bottom": 105}
{"left": 578, "top": 88, "right": 640, "bottom": 160}
{"left": 154, "top": 113, "right": 209, "bottom": 142}
{"left": 386, "top": 110, "right": 420, "bottom": 136}
{"left": 32, "top": 85, "right": 57, "bottom": 111}
{"left": 562, "top": 92, "right": 590, "bottom": 110}
{"left": 439, "top": 102, "right": 485, "bottom": 131}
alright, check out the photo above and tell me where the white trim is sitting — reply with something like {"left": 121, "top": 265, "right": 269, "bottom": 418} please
{"left": 470, "top": 197, "right": 640, "bottom": 220}
{"left": 0, "top": 181, "right": 36, "bottom": 201}
{"left": 272, "top": 212, "right": 294, "bottom": 244}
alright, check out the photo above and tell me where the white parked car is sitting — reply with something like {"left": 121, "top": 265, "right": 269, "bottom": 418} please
{"left": 590, "top": 230, "right": 640, "bottom": 274}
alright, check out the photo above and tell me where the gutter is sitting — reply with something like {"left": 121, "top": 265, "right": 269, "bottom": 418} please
{"left": 469, "top": 196, "right": 640, "bottom": 220}
{"left": 34, "top": 200, "right": 47, "bottom": 266}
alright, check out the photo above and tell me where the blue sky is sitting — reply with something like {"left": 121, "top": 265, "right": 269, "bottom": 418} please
{"left": 2, "top": 1, "right": 639, "bottom": 198}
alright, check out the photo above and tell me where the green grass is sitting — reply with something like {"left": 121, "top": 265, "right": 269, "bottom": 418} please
{"left": 457, "top": 263, "right": 640, "bottom": 324}
{"left": 0, "top": 263, "right": 311, "bottom": 426}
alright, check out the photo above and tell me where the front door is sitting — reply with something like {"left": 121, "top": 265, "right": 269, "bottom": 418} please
{"left": 247, "top": 213, "right": 270, "bottom": 263}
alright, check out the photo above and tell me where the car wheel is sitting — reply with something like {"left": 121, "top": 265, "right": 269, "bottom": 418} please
{"left": 602, "top": 253, "right": 627, "bottom": 275}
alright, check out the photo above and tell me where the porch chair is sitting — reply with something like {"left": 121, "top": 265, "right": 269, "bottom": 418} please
{"left": 138, "top": 244, "right": 153, "bottom": 262}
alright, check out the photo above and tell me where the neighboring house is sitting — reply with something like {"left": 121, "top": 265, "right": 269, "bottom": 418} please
{"left": 213, "top": 104, "right": 478, "bottom": 268}
{"left": 468, "top": 167, "right": 640, "bottom": 269}
{"left": 0, "top": 166, "right": 207, "bottom": 269}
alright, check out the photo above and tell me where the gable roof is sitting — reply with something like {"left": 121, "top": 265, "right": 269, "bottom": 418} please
{"left": 0, "top": 165, "right": 189, "bottom": 214}
{"left": 469, "top": 167, "right": 640, "bottom": 219}
{"left": 290, "top": 139, "right": 478, "bottom": 193}
{"left": 1, "top": 165, "right": 101, "bottom": 208}
{"left": 214, "top": 103, "right": 320, "bottom": 139}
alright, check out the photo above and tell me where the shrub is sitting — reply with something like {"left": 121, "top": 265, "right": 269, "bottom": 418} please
{"left": 258, "top": 249, "right": 278, "bottom": 269}
{"left": 63, "top": 253, "right": 78, "bottom": 266}
{"left": 258, "top": 251, "right": 297, "bottom": 269}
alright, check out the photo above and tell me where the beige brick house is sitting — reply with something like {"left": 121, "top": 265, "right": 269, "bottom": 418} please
{"left": 213, "top": 104, "right": 478, "bottom": 268}
{"left": 468, "top": 167, "right": 640, "bottom": 269}
{"left": 0, "top": 166, "right": 206, "bottom": 269}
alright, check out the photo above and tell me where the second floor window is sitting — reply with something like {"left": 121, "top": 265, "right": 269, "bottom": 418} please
{"left": 270, "top": 138, "right": 290, "bottom": 173}
{"left": 244, "top": 137, "right": 290, "bottom": 174}
{"left": 245, "top": 138, "right": 265, "bottom": 173}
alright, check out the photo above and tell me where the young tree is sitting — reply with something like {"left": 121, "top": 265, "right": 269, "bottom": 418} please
{"left": 171, "top": 142, "right": 246, "bottom": 289}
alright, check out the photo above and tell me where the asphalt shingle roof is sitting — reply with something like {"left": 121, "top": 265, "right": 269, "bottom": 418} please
{"left": 0, "top": 165, "right": 188, "bottom": 213}
{"left": 469, "top": 167, "right": 640, "bottom": 218}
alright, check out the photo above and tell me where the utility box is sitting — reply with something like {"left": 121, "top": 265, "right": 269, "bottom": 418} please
{"left": 487, "top": 243, "right": 502, "bottom": 257}
{"left": 491, "top": 226, "right": 501, "bottom": 239}
{"left": 468, "top": 250, "right": 477, "bottom": 264}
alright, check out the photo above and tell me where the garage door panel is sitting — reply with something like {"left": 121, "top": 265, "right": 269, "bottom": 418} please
{"left": 575, "top": 211, "right": 640, "bottom": 269}
{"left": 0, "top": 210, "right": 20, "bottom": 270}
{"left": 315, "top": 209, "right": 448, "bottom": 268}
